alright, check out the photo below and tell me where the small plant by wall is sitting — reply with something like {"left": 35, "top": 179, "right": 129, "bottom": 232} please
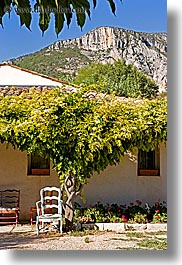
{"left": 73, "top": 200, "right": 167, "bottom": 224}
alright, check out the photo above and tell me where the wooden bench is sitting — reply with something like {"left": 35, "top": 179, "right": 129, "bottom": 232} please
{"left": 0, "top": 189, "right": 20, "bottom": 225}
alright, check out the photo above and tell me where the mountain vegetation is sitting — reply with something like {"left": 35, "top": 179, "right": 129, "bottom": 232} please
{"left": 74, "top": 60, "right": 159, "bottom": 98}
{"left": 12, "top": 46, "right": 90, "bottom": 83}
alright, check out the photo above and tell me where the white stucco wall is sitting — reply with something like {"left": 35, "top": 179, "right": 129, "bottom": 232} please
{"left": 76, "top": 143, "right": 167, "bottom": 207}
{"left": 0, "top": 143, "right": 60, "bottom": 220}
{"left": 0, "top": 143, "right": 167, "bottom": 221}
{"left": 0, "top": 64, "right": 63, "bottom": 87}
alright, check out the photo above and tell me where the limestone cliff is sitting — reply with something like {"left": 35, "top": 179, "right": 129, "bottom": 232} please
{"left": 49, "top": 26, "right": 167, "bottom": 92}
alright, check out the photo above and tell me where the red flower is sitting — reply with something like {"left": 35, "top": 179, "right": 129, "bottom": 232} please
{"left": 157, "top": 215, "right": 161, "bottom": 219}
{"left": 122, "top": 214, "right": 128, "bottom": 222}
{"left": 136, "top": 199, "right": 142, "bottom": 205}
{"left": 155, "top": 209, "right": 160, "bottom": 213}
{"left": 130, "top": 202, "right": 134, "bottom": 206}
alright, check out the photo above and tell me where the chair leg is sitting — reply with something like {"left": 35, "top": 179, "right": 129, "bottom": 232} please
{"left": 15, "top": 212, "right": 18, "bottom": 226}
{"left": 30, "top": 208, "right": 33, "bottom": 225}
{"left": 36, "top": 217, "right": 39, "bottom": 236}
{"left": 59, "top": 220, "right": 62, "bottom": 234}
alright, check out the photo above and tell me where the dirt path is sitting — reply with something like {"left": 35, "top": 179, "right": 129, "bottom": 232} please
{"left": 0, "top": 228, "right": 167, "bottom": 250}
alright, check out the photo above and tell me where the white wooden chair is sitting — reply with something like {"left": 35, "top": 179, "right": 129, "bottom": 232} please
{"left": 36, "top": 186, "right": 62, "bottom": 236}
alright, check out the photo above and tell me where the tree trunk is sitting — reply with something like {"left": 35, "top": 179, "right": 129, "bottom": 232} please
{"left": 65, "top": 201, "right": 74, "bottom": 232}
{"left": 61, "top": 172, "right": 83, "bottom": 232}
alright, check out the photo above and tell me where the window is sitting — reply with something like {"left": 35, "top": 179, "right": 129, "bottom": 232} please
{"left": 138, "top": 147, "right": 160, "bottom": 176}
{"left": 28, "top": 152, "right": 50, "bottom": 175}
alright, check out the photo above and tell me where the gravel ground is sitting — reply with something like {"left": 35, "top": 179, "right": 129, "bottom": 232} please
{"left": 0, "top": 225, "right": 167, "bottom": 250}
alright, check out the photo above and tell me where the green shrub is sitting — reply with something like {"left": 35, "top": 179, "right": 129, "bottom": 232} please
{"left": 74, "top": 60, "right": 159, "bottom": 98}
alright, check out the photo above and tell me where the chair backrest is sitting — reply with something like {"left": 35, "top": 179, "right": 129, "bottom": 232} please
{"left": 40, "top": 187, "right": 62, "bottom": 215}
{"left": 0, "top": 189, "right": 20, "bottom": 208}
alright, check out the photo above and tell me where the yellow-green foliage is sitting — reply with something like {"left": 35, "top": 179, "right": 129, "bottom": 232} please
{"left": 0, "top": 88, "right": 167, "bottom": 185}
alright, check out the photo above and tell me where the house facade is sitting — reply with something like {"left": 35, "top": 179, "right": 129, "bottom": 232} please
{"left": 0, "top": 63, "right": 167, "bottom": 221}
{"left": 0, "top": 142, "right": 167, "bottom": 221}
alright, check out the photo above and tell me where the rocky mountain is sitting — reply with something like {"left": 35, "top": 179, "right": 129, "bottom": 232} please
{"left": 11, "top": 26, "right": 167, "bottom": 92}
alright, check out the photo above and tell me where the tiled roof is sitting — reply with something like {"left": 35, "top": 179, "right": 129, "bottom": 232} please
{"left": 0, "top": 86, "right": 145, "bottom": 105}
{"left": 83, "top": 90, "right": 144, "bottom": 104}
{"left": 0, "top": 85, "right": 79, "bottom": 97}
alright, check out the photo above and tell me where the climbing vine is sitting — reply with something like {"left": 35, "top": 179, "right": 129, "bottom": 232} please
{"left": 0, "top": 88, "right": 167, "bottom": 227}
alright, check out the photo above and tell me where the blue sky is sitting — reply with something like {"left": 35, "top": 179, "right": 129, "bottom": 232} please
{"left": 0, "top": 0, "right": 167, "bottom": 63}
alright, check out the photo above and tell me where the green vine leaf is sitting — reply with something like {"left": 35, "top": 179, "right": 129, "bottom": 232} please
{"left": 0, "top": 88, "right": 167, "bottom": 185}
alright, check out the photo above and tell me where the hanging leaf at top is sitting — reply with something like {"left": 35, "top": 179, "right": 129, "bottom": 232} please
{"left": 0, "top": 0, "right": 121, "bottom": 35}
{"left": 13, "top": 0, "right": 32, "bottom": 29}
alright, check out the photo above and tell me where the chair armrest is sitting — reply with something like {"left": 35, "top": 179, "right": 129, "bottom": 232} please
{"left": 36, "top": 201, "right": 41, "bottom": 216}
